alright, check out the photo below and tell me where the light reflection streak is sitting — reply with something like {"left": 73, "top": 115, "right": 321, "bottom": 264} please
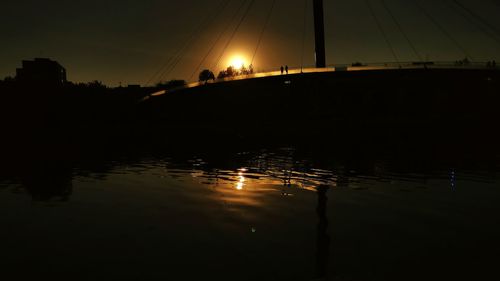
{"left": 179, "top": 154, "right": 338, "bottom": 191}
{"left": 236, "top": 168, "right": 247, "bottom": 190}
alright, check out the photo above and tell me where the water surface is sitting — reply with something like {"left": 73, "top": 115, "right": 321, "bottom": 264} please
{"left": 1, "top": 142, "right": 499, "bottom": 280}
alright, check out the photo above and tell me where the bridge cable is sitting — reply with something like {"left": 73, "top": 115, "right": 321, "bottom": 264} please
{"left": 145, "top": 48, "right": 178, "bottom": 86}
{"left": 193, "top": 0, "right": 249, "bottom": 79}
{"left": 300, "top": 0, "right": 309, "bottom": 71}
{"left": 250, "top": 0, "right": 277, "bottom": 67}
{"left": 412, "top": 0, "right": 473, "bottom": 60}
{"left": 158, "top": 0, "right": 233, "bottom": 83}
{"left": 144, "top": 0, "right": 227, "bottom": 85}
{"left": 188, "top": 0, "right": 239, "bottom": 81}
{"left": 213, "top": 0, "right": 256, "bottom": 71}
{"left": 145, "top": 49, "right": 177, "bottom": 86}
{"left": 380, "top": 0, "right": 423, "bottom": 62}
{"left": 364, "top": 0, "right": 400, "bottom": 64}
{"left": 452, "top": 0, "right": 500, "bottom": 38}
{"left": 445, "top": 0, "right": 500, "bottom": 46}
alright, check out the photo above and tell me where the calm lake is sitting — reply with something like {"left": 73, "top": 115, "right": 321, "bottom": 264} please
{"left": 1, "top": 135, "right": 499, "bottom": 281}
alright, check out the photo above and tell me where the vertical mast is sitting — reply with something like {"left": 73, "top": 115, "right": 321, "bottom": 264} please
{"left": 313, "top": 0, "right": 326, "bottom": 68}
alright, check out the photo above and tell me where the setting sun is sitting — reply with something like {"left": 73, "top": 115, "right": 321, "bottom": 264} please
{"left": 229, "top": 55, "right": 247, "bottom": 70}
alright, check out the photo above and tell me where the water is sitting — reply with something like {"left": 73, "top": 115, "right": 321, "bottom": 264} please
{"left": 1, "top": 141, "right": 499, "bottom": 281}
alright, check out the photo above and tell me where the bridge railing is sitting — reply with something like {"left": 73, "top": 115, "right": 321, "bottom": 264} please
{"left": 145, "top": 61, "right": 496, "bottom": 99}
{"left": 205, "top": 60, "right": 494, "bottom": 83}
{"left": 331, "top": 60, "right": 493, "bottom": 70}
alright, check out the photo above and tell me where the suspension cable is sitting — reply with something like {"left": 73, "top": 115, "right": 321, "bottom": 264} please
{"left": 446, "top": 0, "right": 500, "bottom": 46}
{"left": 213, "top": 0, "right": 256, "bottom": 71}
{"left": 187, "top": 0, "right": 239, "bottom": 81}
{"left": 413, "top": 0, "right": 473, "bottom": 60}
{"left": 250, "top": 0, "right": 277, "bottom": 67}
{"left": 160, "top": 1, "right": 229, "bottom": 82}
{"left": 144, "top": 1, "right": 226, "bottom": 85}
{"left": 365, "top": 0, "right": 400, "bottom": 64}
{"left": 158, "top": 2, "right": 232, "bottom": 82}
{"left": 301, "top": 0, "right": 309, "bottom": 71}
{"left": 452, "top": 0, "right": 500, "bottom": 38}
{"left": 380, "top": 0, "right": 423, "bottom": 62}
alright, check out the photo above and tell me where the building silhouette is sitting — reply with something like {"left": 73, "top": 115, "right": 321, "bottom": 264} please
{"left": 16, "top": 58, "right": 67, "bottom": 85}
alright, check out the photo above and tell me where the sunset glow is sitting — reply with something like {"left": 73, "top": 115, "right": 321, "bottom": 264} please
{"left": 229, "top": 55, "right": 247, "bottom": 70}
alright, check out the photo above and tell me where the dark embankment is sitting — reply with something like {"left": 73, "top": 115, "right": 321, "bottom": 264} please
{"left": 141, "top": 68, "right": 500, "bottom": 143}
{"left": 0, "top": 82, "right": 150, "bottom": 190}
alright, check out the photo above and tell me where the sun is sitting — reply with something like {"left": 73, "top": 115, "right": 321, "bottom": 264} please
{"left": 229, "top": 55, "right": 247, "bottom": 70}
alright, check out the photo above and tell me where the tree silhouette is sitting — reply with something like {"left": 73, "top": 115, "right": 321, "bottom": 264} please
{"left": 199, "top": 69, "right": 215, "bottom": 83}
{"left": 226, "top": 66, "right": 235, "bottom": 77}
{"left": 215, "top": 65, "right": 255, "bottom": 79}
{"left": 70, "top": 80, "right": 107, "bottom": 89}
{"left": 217, "top": 66, "right": 235, "bottom": 79}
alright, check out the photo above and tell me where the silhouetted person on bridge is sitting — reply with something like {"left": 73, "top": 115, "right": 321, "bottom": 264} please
{"left": 280, "top": 66, "right": 284, "bottom": 75}
{"left": 285, "top": 65, "right": 289, "bottom": 74}
{"left": 493, "top": 60, "right": 497, "bottom": 68}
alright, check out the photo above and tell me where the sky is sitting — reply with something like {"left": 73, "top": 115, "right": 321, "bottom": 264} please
{"left": 1, "top": 0, "right": 499, "bottom": 86}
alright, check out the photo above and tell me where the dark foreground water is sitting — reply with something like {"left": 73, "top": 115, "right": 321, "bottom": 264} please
{"left": 1, "top": 136, "right": 499, "bottom": 281}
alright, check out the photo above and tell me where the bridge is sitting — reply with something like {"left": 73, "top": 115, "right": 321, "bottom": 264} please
{"left": 144, "top": 0, "right": 499, "bottom": 98}
{"left": 146, "top": 60, "right": 497, "bottom": 100}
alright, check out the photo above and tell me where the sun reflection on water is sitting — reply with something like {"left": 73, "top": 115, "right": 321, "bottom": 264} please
{"left": 236, "top": 168, "right": 247, "bottom": 190}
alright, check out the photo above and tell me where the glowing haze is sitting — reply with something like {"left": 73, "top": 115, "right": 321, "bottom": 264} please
{"left": 228, "top": 55, "right": 248, "bottom": 70}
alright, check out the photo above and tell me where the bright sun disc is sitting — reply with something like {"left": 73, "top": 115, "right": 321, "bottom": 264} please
{"left": 229, "top": 56, "right": 246, "bottom": 70}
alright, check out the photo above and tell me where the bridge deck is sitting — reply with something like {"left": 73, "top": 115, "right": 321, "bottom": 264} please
{"left": 147, "top": 62, "right": 497, "bottom": 99}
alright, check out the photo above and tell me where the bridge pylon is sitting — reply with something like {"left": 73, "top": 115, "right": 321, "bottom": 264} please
{"left": 313, "top": 0, "right": 326, "bottom": 68}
